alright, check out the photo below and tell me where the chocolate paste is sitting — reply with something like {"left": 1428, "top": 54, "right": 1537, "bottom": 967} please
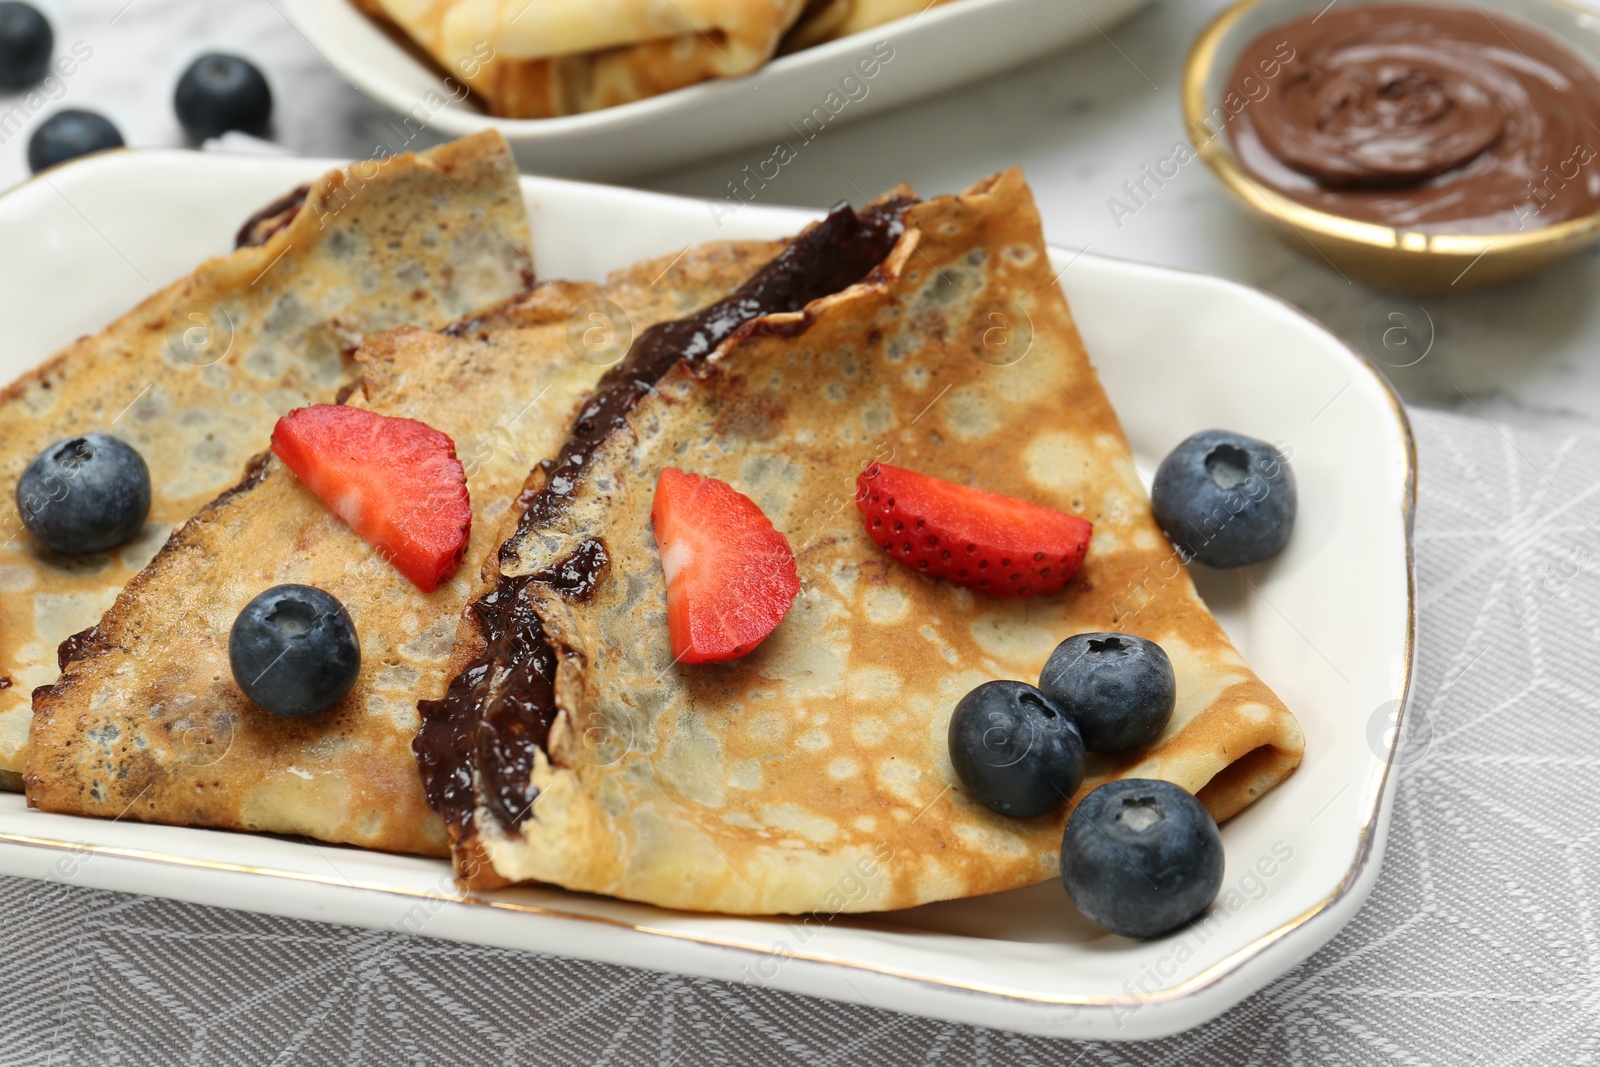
{"left": 234, "top": 184, "right": 309, "bottom": 249}
{"left": 414, "top": 199, "right": 913, "bottom": 834}
{"left": 1227, "top": 5, "right": 1600, "bottom": 231}
{"left": 56, "top": 627, "right": 99, "bottom": 671}
{"left": 530, "top": 538, "right": 611, "bottom": 601}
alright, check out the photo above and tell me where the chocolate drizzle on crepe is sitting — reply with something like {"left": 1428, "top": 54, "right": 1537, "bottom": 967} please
{"left": 414, "top": 199, "right": 914, "bottom": 835}
{"left": 235, "top": 184, "right": 310, "bottom": 249}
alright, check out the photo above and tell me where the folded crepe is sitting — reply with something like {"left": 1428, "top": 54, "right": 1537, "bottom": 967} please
{"left": 418, "top": 170, "right": 1305, "bottom": 915}
{"left": 0, "top": 131, "right": 531, "bottom": 787}
{"left": 25, "top": 240, "right": 788, "bottom": 855}
{"left": 354, "top": 0, "right": 810, "bottom": 118}
{"left": 784, "top": 0, "right": 956, "bottom": 51}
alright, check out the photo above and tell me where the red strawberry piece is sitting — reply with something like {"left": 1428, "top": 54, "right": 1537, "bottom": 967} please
{"left": 855, "top": 462, "right": 1092, "bottom": 597}
{"left": 651, "top": 468, "right": 800, "bottom": 664}
{"left": 271, "top": 405, "right": 471, "bottom": 594}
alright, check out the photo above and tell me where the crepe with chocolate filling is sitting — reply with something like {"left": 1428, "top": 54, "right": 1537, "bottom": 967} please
{"left": 25, "top": 239, "right": 788, "bottom": 854}
{"left": 0, "top": 131, "right": 531, "bottom": 787}
{"left": 783, "top": 0, "right": 956, "bottom": 51}
{"left": 416, "top": 170, "right": 1305, "bottom": 914}
{"left": 353, "top": 0, "right": 810, "bottom": 118}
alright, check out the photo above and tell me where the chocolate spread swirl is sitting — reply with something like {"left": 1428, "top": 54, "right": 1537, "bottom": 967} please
{"left": 1227, "top": 5, "right": 1600, "bottom": 231}
{"left": 414, "top": 199, "right": 913, "bottom": 835}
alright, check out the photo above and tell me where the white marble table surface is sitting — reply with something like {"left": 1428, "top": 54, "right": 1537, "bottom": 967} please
{"left": 3, "top": 0, "right": 1600, "bottom": 438}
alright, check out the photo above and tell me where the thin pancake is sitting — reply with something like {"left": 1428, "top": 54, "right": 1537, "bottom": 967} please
{"left": 353, "top": 0, "right": 809, "bottom": 117}
{"left": 25, "top": 241, "right": 786, "bottom": 855}
{"left": 781, "top": 0, "right": 851, "bottom": 52}
{"left": 422, "top": 170, "right": 1304, "bottom": 913}
{"left": 784, "top": 0, "right": 956, "bottom": 50}
{"left": 0, "top": 131, "right": 531, "bottom": 785}
{"left": 828, "top": 0, "right": 958, "bottom": 38}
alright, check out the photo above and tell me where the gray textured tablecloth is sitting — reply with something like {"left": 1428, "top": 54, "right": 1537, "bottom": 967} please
{"left": 1, "top": 406, "right": 1592, "bottom": 1065}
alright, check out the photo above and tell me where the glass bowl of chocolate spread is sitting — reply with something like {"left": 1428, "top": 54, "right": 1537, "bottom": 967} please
{"left": 1184, "top": 0, "right": 1600, "bottom": 292}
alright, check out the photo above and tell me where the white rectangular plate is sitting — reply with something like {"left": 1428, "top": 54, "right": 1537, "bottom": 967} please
{"left": 0, "top": 151, "right": 1414, "bottom": 1040}
{"left": 280, "top": 0, "right": 1154, "bottom": 179}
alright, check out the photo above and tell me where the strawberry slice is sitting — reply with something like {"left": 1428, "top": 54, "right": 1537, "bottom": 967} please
{"left": 651, "top": 468, "right": 800, "bottom": 664}
{"left": 855, "top": 462, "right": 1092, "bottom": 597}
{"left": 271, "top": 405, "right": 471, "bottom": 593}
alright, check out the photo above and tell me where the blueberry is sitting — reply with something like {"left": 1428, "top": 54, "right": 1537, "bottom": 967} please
{"left": 174, "top": 53, "right": 272, "bottom": 141}
{"left": 1039, "top": 633, "right": 1175, "bottom": 754}
{"left": 17, "top": 434, "right": 150, "bottom": 556}
{"left": 0, "top": 1, "right": 50, "bottom": 89}
{"left": 229, "top": 585, "right": 360, "bottom": 718}
{"left": 27, "top": 109, "right": 124, "bottom": 174}
{"left": 948, "top": 680, "right": 1085, "bottom": 818}
{"left": 1061, "top": 779, "right": 1224, "bottom": 939}
{"left": 1150, "top": 429, "right": 1296, "bottom": 569}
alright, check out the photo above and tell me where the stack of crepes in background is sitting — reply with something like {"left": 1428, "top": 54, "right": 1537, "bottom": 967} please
{"left": 782, "top": 0, "right": 955, "bottom": 51}
{"left": 351, "top": 0, "right": 958, "bottom": 117}
{"left": 0, "top": 131, "right": 531, "bottom": 791}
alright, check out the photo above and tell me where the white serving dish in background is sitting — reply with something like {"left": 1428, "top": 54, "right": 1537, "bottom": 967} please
{"left": 280, "top": 0, "right": 1155, "bottom": 179}
{"left": 0, "top": 150, "right": 1413, "bottom": 1040}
